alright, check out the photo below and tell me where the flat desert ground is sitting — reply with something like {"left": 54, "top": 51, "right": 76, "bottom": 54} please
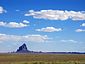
{"left": 0, "top": 53, "right": 85, "bottom": 64}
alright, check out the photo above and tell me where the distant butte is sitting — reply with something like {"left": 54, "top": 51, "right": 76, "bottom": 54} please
{"left": 16, "top": 43, "right": 30, "bottom": 53}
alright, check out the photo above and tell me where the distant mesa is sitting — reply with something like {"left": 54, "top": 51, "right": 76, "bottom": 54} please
{"left": 16, "top": 43, "right": 30, "bottom": 53}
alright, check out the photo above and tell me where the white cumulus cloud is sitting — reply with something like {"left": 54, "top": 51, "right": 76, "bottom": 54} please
{"left": 36, "top": 27, "right": 62, "bottom": 32}
{"left": 75, "top": 29, "right": 85, "bottom": 32}
{"left": 0, "top": 21, "right": 29, "bottom": 28}
{"left": 76, "top": 23, "right": 85, "bottom": 32}
{"left": 0, "top": 33, "right": 49, "bottom": 43}
{"left": 0, "top": 6, "right": 6, "bottom": 14}
{"left": 23, "top": 20, "right": 29, "bottom": 24}
{"left": 25, "top": 10, "right": 85, "bottom": 20}
{"left": 81, "top": 23, "right": 85, "bottom": 27}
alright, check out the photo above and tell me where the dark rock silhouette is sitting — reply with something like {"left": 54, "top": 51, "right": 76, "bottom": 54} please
{"left": 16, "top": 43, "right": 29, "bottom": 53}
{"left": 15, "top": 43, "right": 85, "bottom": 54}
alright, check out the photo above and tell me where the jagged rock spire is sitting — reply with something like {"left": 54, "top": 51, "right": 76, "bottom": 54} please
{"left": 16, "top": 43, "right": 29, "bottom": 53}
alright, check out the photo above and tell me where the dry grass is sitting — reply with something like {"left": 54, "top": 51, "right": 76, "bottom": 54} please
{"left": 0, "top": 53, "right": 85, "bottom": 64}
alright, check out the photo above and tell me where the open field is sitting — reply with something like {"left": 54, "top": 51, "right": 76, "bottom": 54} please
{"left": 0, "top": 53, "right": 85, "bottom": 64}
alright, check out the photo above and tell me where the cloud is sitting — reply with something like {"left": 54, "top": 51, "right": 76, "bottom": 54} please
{"left": 61, "top": 40, "right": 77, "bottom": 43}
{"left": 15, "top": 10, "right": 20, "bottom": 12}
{"left": 23, "top": 20, "right": 29, "bottom": 24}
{"left": 75, "top": 23, "right": 85, "bottom": 32}
{"left": 0, "top": 22, "right": 6, "bottom": 26}
{"left": 81, "top": 23, "right": 85, "bottom": 27}
{"left": 25, "top": 10, "right": 85, "bottom": 20}
{"left": 36, "top": 27, "right": 62, "bottom": 32}
{"left": 0, "top": 33, "right": 49, "bottom": 43}
{"left": 0, "top": 21, "right": 29, "bottom": 28}
{"left": 0, "top": 6, "right": 6, "bottom": 14}
{"left": 24, "top": 35, "right": 49, "bottom": 42}
{"left": 75, "top": 29, "right": 85, "bottom": 32}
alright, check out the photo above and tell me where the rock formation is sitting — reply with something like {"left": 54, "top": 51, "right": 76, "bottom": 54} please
{"left": 16, "top": 43, "right": 29, "bottom": 53}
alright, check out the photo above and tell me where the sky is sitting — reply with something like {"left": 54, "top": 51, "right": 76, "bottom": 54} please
{"left": 0, "top": 0, "right": 85, "bottom": 52}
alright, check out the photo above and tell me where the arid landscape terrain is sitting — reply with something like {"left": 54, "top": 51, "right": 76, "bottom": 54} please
{"left": 0, "top": 0, "right": 85, "bottom": 64}
{"left": 0, "top": 53, "right": 85, "bottom": 64}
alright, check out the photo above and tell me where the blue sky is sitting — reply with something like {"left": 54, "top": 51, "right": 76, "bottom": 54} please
{"left": 0, "top": 0, "right": 85, "bottom": 52}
